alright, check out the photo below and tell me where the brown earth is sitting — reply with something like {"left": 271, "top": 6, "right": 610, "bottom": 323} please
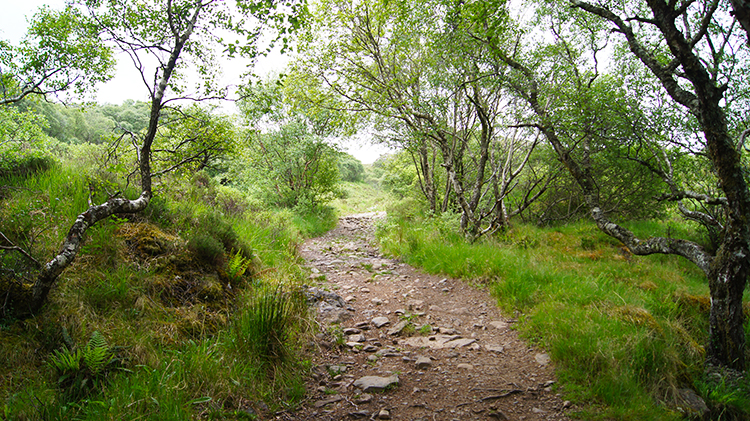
{"left": 281, "top": 212, "right": 574, "bottom": 421}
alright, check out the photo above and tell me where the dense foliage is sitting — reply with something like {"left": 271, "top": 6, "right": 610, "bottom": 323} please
{"left": 235, "top": 121, "right": 342, "bottom": 210}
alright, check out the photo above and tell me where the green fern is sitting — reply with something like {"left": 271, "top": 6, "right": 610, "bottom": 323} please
{"left": 49, "top": 348, "right": 82, "bottom": 373}
{"left": 48, "top": 331, "right": 114, "bottom": 401}
{"left": 83, "top": 331, "right": 111, "bottom": 374}
{"left": 227, "top": 248, "right": 252, "bottom": 282}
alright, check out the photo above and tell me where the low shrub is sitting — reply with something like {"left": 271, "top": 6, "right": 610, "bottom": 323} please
{"left": 0, "top": 153, "right": 55, "bottom": 180}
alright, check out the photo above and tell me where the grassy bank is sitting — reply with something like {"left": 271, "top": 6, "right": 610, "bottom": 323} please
{"left": 377, "top": 209, "right": 750, "bottom": 420}
{"left": 0, "top": 148, "right": 319, "bottom": 420}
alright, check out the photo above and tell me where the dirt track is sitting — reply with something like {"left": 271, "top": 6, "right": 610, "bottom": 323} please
{"left": 285, "top": 213, "right": 573, "bottom": 420}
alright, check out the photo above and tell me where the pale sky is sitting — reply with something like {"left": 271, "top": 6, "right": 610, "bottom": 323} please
{"left": 1, "top": 0, "right": 389, "bottom": 163}
{"left": 1, "top": 0, "right": 264, "bottom": 104}
{"left": 1, "top": 1, "right": 66, "bottom": 44}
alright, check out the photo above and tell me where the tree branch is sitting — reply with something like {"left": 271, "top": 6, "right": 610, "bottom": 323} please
{"left": 655, "top": 191, "right": 728, "bottom": 206}
{"left": 0, "top": 231, "right": 42, "bottom": 268}
{"left": 570, "top": 0, "right": 701, "bottom": 114}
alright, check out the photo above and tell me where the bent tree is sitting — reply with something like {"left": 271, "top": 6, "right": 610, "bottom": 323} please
{"left": 474, "top": 0, "right": 749, "bottom": 370}
{"left": 16, "top": 0, "right": 303, "bottom": 315}
{"left": 568, "top": 0, "right": 750, "bottom": 371}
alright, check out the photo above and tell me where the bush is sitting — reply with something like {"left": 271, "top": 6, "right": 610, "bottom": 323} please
{"left": 240, "top": 122, "right": 342, "bottom": 209}
{"left": 338, "top": 153, "right": 365, "bottom": 182}
{"left": 0, "top": 150, "right": 55, "bottom": 180}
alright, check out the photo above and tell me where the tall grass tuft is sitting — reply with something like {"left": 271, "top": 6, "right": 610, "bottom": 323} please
{"left": 233, "top": 285, "right": 294, "bottom": 362}
{"left": 291, "top": 204, "right": 338, "bottom": 237}
{"left": 696, "top": 366, "right": 750, "bottom": 420}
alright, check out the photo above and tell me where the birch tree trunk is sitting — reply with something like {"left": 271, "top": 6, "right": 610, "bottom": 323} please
{"left": 28, "top": 1, "right": 200, "bottom": 314}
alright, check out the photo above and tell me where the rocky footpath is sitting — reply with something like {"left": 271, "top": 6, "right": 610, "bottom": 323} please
{"left": 283, "top": 212, "right": 573, "bottom": 420}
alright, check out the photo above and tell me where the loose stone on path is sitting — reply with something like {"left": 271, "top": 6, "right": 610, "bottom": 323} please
{"left": 415, "top": 356, "right": 432, "bottom": 369}
{"left": 353, "top": 375, "right": 400, "bottom": 392}
{"left": 371, "top": 316, "right": 390, "bottom": 328}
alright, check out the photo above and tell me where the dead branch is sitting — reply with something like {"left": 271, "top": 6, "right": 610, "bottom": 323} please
{"left": 0, "top": 231, "right": 42, "bottom": 268}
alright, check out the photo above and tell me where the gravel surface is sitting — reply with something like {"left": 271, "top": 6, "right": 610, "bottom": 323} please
{"left": 279, "top": 212, "right": 574, "bottom": 421}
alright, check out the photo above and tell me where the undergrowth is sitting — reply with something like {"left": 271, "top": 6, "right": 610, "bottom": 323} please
{"left": 0, "top": 153, "right": 315, "bottom": 419}
{"left": 377, "top": 202, "right": 750, "bottom": 420}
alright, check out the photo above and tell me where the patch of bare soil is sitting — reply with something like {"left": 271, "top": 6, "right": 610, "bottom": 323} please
{"left": 283, "top": 213, "right": 573, "bottom": 420}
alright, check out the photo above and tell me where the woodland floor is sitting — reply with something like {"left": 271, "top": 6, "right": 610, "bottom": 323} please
{"left": 280, "top": 213, "right": 575, "bottom": 421}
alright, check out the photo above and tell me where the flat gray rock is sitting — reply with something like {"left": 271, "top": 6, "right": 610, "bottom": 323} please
{"left": 399, "top": 334, "right": 476, "bottom": 349}
{"left": 314, "top": 395, "right": 343, "bottom": 408}
{"left": 675, "top": 388, "right": 709, "bottom": 419}
{"left": 490, "top": 320, "right": 509, "bottom": 330}
{"left": 376, "top": 408, "right": 391, "bottom": 419}
{"left": 387, "top": 319, "right": 409, "bottom": 336}
{"left": 415, "top": 356, "right": 432, "bottom": 369}
{"left": 354, "top": 393, "right": 372, "bottom": 404}
{"left": 371, "top": 316, "right": 390, "bottom": 328}
{"left": 353, "top": 375, "right": 399, "bottom": 392}
{"left": 444, "top": 338, "right": 476, "bottom": 348}
{"left": 375, "top": 347, "right": 401, "bottom": 357}
{"left": 535, "top": 353, "right": 551, "bottom": 365}
{"left": 485, "top": 345, "right": 505, "bottom": 353}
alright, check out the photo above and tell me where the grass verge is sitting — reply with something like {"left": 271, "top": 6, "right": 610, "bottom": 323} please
{"left": 377, "top": 210, "right": 750, "bottom": 420}
{"left": 331, "top": 181, "right": 394, "bottom": 215}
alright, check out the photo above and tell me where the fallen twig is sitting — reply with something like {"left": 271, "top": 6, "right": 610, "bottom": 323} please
{"left": 480, "top": 389, "right": 523, "bottom": 402}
